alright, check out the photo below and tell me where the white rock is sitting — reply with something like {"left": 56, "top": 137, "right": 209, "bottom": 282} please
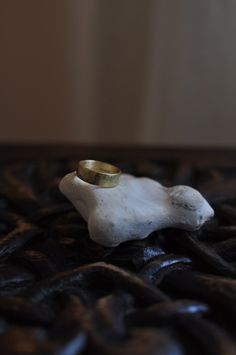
{"left": 59, "top": 172, "right": 214, "bottom": 247}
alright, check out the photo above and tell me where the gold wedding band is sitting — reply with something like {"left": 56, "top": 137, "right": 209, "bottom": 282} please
{"left": 77, "top": 160, "right": 121, "bottom": 187}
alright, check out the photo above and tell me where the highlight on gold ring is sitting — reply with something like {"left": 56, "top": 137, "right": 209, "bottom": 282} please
{"left": 77, "top": 160, "right": 121, "bottom": 188}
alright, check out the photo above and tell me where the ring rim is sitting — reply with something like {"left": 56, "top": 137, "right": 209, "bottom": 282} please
{"left": 77, "top": 160, "right": 121, "bottom": 187}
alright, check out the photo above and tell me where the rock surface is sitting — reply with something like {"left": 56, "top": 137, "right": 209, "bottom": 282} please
{"left": 59, "top": 173, "right": 214, "bottom": 247}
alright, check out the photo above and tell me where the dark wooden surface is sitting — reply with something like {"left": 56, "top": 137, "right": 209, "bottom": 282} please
{"left": 0, "top": 145, "right": 236, "bottom": 353}
{"left": 0, "top": 144, "right": 235, "bottom": 165}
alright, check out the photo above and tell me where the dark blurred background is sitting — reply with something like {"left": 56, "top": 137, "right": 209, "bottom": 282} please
{"left": 0, "top": 1, "right": 236, "bottom": 146}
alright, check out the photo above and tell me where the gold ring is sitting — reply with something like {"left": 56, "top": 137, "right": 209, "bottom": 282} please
{"left": 77, "top": 160, "right": 121, "bottom": 187}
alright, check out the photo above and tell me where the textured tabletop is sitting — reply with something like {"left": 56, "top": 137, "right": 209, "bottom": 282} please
{"left": 0, "top": 145, "right": 235, "bottom": 354}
